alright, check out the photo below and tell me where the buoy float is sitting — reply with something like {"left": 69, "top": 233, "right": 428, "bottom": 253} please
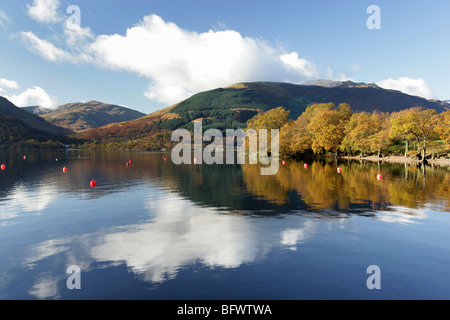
{"left": 90, "top": 180, "right": 97, "bottom": 188}
{"left": 129, "top": 160, "right": 132, "bottom": 164}
{"left": 164, "top": 157, "right": 167, "bottom": 161}
{"left": 304, "top": 163, "right": 308, "bottom": 169}
{"left": 23, "top": 156, "right": 27, "bottom": 160}
{"left": 337, "top": 167, "right": 342, "bottom": 174}
{"left": 63, "top": 167, "right": 68, "bottom": 173}
{"left": 194, "top": 158, "right": 197, "bottom": 164}
{"left": 78, "top": 155, "right": 81, "bottom": 158}
{"left": 1, "top": 164, "right": 5, "bottom": 170}
{"left": 126, "top": 163, "right": 130, "bottom": 167}
{"left": 377, "top": 174, "right": 383, "bottom": 181}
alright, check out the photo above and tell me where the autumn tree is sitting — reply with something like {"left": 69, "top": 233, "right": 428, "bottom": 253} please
{"left": 390, "top": 108, "right": 439, "bottom": 162}
{"left": 246, "top": 106, "right": 291, "bottom": 154}
{"left": 369, "top": 112, "right": 392, "bottom": 157}
{"left": 247, "top": 106, "right": 291, "bottom": 130}
{"left": 435, "top": 110, "right": 450, "bottom": 147}
{"left": 306, "top": 104, "right": 351, "bottom": 157}
{"left": 280, "top": 103, "right": 336, "bottom": 155}
{"left": 390, "top": 108, "right": 422, "bottom": 157}
{"left": 340, "top": 112, "right": 373, "bottom": 156}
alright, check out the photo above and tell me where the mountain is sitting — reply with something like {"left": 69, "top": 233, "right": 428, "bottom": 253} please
{"left": 78, "top": 81, "right": 450, "bottom": 144}
{"left": 0, "top": 114, "right": 68, "bottom": 149}
{"left": 0, "top": 97, "right": 73, "bottom": 137}
{"left": 23, "top": 101, "right": 146, "bottom": 133}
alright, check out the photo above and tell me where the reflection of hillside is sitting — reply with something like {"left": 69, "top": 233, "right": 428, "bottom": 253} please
{"left": 1, "top": 151, "right": 448, "bottom": 220}
{"left": 242, "top": 160, "right": 450, "bottom": 213}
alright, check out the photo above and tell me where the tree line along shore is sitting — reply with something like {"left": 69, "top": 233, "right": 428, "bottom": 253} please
{"left": 245, "top": 103, "right": 450, "bottom": 164}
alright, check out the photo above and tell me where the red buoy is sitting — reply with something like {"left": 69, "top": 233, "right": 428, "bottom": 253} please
{"left": 23, "top": 156, "right": 27, "bottom": 160}
{"left": 129, "top": 160, "right": 132, "bottom": 164}
{"left": 337, "top": 167, "right": 342, "bottom": 174}
{"left": 1, "top": 164, "right": 5, "bottom": 170}
{"left": 63, "top": 167, "right": 68, "bottom": 173}
{"left": 126, "top": 163, "right": 130, "bottom": 167}
{"left": 282, "top": 161, "right": 286, "bottom": 165}
{"left": 377, "top": 174, "right": 383, "bottom": 181}
{"left": 90, "top": 180, "right": 97, "bottom": 188}
{"left": 164, "top": 157, "right": 167, "bottom": 161}
{"left": 78, "top": 155, "right": 81, "bottom": 158}
{"left": 304, "top": 164, "right": 308, "bottom": 169}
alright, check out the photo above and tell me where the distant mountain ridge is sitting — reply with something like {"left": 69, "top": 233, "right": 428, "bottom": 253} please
{"left": 78, "top": 81, "right": 450, "bottom": 144}
{"left": 23, "top": 101, "right": 146, "bottom": 133}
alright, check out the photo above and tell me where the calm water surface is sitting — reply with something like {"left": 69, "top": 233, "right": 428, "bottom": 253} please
{"left": 0, "top": 150, "right": 449, "bottom": 300}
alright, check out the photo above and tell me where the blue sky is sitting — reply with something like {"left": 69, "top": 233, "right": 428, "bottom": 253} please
{"left": 0, "top": 0, "right": 449, "bottom": 114}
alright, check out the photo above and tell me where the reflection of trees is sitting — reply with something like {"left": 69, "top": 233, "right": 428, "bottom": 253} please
{"left": 242, "top": 160, "right": 450, "bottom": 212}
{"left": 2, "top": 151, "right": 448, "bottom": 216}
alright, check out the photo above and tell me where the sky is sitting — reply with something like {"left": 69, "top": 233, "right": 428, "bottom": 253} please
{"left": 0, "top": 0, "right": 449, "bottom": 114}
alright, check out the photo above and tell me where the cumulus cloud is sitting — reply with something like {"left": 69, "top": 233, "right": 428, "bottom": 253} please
{"left": 280, "top": 52, "right": 318, "bottom": 78}
{"left": 27, "top": 0, "right": 61, "bottom": 24}
{"left": 0, "top": 78, "right": 19, "bottom": 90}
{"left": 89, "top": 15, "right": 320, "bottom": 104}
{"left": 64, "top": 22, "right": 94, "bottom": 47}
{"left": 20, "top": 13, "right": 321, "bottom": 105}
{"left": 376, "top": 77, "right": 434, "bottom": 99}
{"left": 5, "top": 86, "right": 58, "bottom": 109}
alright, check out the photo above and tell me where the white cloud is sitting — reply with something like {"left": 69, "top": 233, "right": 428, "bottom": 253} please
{"left": 280, "top": 52, "right": 319, "bottom": 79}
{"left": 376, "top": 77, "right": 434, "bottom": 99}
{"left": 20, "top": 14, "right": 320, "bottom": 105}
{"left": 27, "top": 0, "right": 61, "bottom": 24}
{"left": 5, "top": 86, "right": 58, "bottom": 109}
{"left": 0, "top": 8, "right": 11, "bottom": 27}
{"left": 88, "top": 15, "right": 320, "bottom": 104}
{"left": 64, "top": 22, "right": 94, "bottom": 47}
{"left": 0, "top": 78, "right": 19, "bottom": 90}
{"left": 20, "top": 31, "right": 72, "bottom": 62}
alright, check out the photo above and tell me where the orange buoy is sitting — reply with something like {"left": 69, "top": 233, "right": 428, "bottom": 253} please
{"left": 90, "top": 180, "right": 97, "bottom": 188}
{"left": 1, "top": 164, "right": 5, "bottom": 170}
{"left": 377, "top": 174, "right": 383, "bottom": 181}
{"left": 63, "top": 167, "right": 68, "bottom": 173}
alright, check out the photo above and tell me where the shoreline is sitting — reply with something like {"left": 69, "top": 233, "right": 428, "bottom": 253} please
{"left": 340, "top": 155, "right": 450, "bottom": 166}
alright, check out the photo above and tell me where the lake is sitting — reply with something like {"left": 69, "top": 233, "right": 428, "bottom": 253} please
{"left": 0, "top": 150, "right": 449, "bottom": 300}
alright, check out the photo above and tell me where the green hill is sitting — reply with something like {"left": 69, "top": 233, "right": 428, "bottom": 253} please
{"left": 164, "top": 81, "right": 448, "bottom": 131}
{"left": 77, "top": 81, "right": 450, "bottom": 146}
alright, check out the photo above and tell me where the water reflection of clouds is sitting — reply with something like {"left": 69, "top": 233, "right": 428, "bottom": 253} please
{"left": 91, "top": 196, "right": 262, "bottom": 282}
{"left": 376, "top": 206, "right": 428, "bottom": 225}
{"left": 0, "top": 184, "right": 56, "bottom": 221}
{"left": 21, "top": 194, "right": 432, "bottom": 298}
{"left": 22, "top": 193, "right": 322, "bottom": 292}
{"left": 28, "top": 276, "right": 60, "bottom": 300}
